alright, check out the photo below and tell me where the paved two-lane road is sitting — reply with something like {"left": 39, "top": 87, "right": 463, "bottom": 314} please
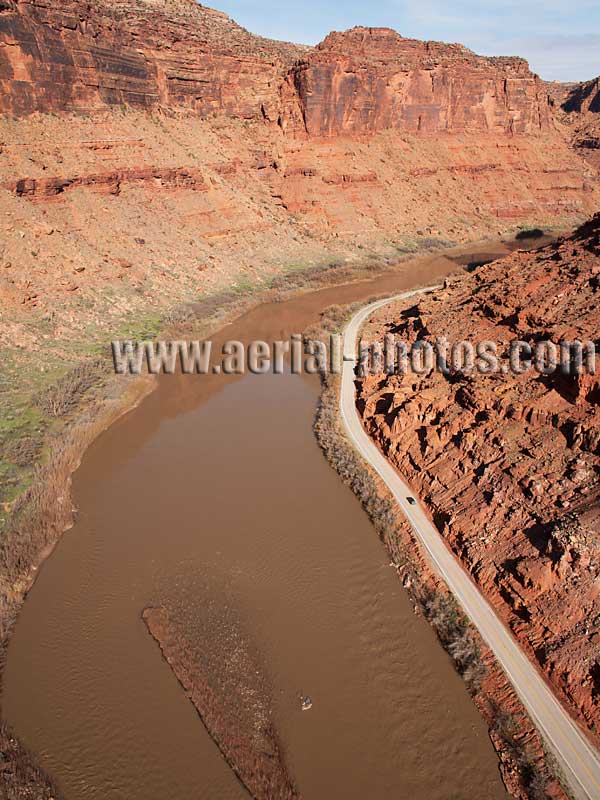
{"left": 340, "top": 289, "right": 600, "bottom": 800}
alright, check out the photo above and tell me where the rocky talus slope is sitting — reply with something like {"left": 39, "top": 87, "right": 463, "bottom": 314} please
{"left": 357, "top": 216, "right": 600, "bottom": 740}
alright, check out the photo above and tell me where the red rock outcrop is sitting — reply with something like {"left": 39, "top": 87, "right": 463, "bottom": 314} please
{"left": 0, "top": 1, "right": 576, "bottom": 142}
{"left": 5, "top": 165, "right": 210, "bottom": 198}
{"left": 0, "top": 0, "right": 306, "bottom": 117}
{"left": 1, "top": 1, "right": 596, "bottom": 245}
{"left": 550, "top": 77, "right": 600, "bottom": 169}
{"left": 562, "top": 77, "right": 600, "bottom": 118}
{"left": 357, "top": 215, "right": 600, "bottom": 740}
{"left": 1, "top": 5, "right": 599, "bottom": 795}
{"left": 0, "top": 0, "right": 598, "bottom": 392}
{"left": 281, "top": 27, "right": 552, "bottom": 137}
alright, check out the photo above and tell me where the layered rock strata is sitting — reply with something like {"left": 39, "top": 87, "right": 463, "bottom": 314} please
{"left": 357, "top": 215, "right": 600, "bottom": 738}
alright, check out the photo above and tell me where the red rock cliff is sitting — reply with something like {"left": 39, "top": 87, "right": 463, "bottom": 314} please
{"left": 0, "top": 2, "right": 555, "bottom": 138}
{"left": 0, "top": 0, "right": 306, "bottom": 117}
{"left": 0, "top": 0, "right": 598, "bottom": 408}
{"left": 357, "top": 216, "right": 600, "bottom": 740}
{"left": 556, "top": 77, "right": 600, "bottom": 169}
{"left": 281, "top": 27, "right": 553, "bottom": 137}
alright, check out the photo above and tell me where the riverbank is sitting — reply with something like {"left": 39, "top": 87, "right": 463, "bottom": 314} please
{"left": 0, "top": 240, "right": 463, "bottom": 798}
{"left": 0, "top": 248, "right": 428, "bottom": 640}
{"left": 307, "top": 302, "right": 569, "bottom": 800}
{"left": 0, "top": 231, "right": 563, "bottom": 798}
{"left": 0, "top": 232, "right": 532, "bottom": 643}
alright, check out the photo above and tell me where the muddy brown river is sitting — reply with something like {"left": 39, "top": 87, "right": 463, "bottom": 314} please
{"left": 2, "top": 242, "right": 536, "bottom": 800}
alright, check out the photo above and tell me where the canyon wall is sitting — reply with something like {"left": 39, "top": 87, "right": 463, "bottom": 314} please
{"left": 0, "top": 0, "right": 305, "bottom": 117}
{"left": 0, "top": 3, "right": 555, "bottom": 136}
{"left": 562, "top": 77, "right": 600, "bottom": 116}
{"left": 1, "top": 0, "right": 598, "bottom": 353}
{"left": 357, "top": 217, "right": 600, "bottom": 739}
{"left": 1, "top": 0, "right": 598, "bottom": 453}
{"left": 554, "top": 77, "right": 600, "bottom": 169}
{"left": 1, "top": 2, "right": 599, "bottom": 791}
{"left": 0, "top": 1, "right": 598, "bottom": 423}
{"left": 282, "top": 27, "right": 552, "bottom": 137}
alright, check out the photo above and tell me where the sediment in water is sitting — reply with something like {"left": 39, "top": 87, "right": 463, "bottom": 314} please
{"left": 0, "top": 235, "right": 548, "bottom": 798}
{"left": 143, "top": 603, "right": 298, "bottom": 800}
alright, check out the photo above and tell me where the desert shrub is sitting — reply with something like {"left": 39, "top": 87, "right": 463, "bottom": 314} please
{"left": 418, "top": 236, "right": 453, "bottom": 250}
{"left": 163, "top": 303, "right": 200, "bottom": 327}
{"left": 421, "top": 590, "right": 485, "bottom": 691}
{"left": 0, "top": 723, "right": 57, "bottom": 800}
{"left": 314, "top": 379, "right": 393, "bottom": 533}
{"left": 34, "top": 359, "right": 104, "bottom": 418}
{"left": 164, "top": 290, "right": 261, "bottom": 336}
{"left": 187, "top": 290, "right": 247, "bottom": 320}
{"left": 269, "top": 258, "right": 386, "bottom": 294}
{"left": 0, "top": 435, "right": 42, "bottom": 468}
{"left": 490, "top": 706, "right": 550, "bottom": 799}
{"left": 304, "top": 303, "right": 357, "bottom": 339}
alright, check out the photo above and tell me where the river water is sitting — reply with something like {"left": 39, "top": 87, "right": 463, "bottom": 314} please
{"left": 2, "top": 243, "right": 526, "bottom": 800}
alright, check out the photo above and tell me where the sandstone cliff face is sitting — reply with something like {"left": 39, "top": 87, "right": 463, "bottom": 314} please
{"left": 565, "top": 78, "right": 600, "bottom": 168}
{"left": 0, "top": 1, "right": 570, "bottom": 139}
{"left": 549, "top": 77, "right": 600, "bottom": 169}
{"left": 282, "top": 27, "right": 552, "bottom": 137}
{"left": 357, "top": 217, "right": 600, "bottom": 738}
{"left": 0, "top": 0, "right": 306, "bottom": 117}
{"left": 0, "top": 3, "right": 599, "bottom": 483}
{"left": 562, "top": 77, "right": 600, "bottom": 118}
{"left": 1, "top": 2, "right": 595, "bottom": 233}
{"left": 1, "top": 3, "right": 599, "bottom": 792}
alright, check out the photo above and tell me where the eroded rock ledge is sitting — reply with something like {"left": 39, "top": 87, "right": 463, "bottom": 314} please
{"left": 357, "top": 214, "right": 600, "bottom": 740}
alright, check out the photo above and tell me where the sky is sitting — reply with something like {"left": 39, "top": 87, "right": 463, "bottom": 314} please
{"left": 212, "top": 0, "right": 599, "bottom": 83}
